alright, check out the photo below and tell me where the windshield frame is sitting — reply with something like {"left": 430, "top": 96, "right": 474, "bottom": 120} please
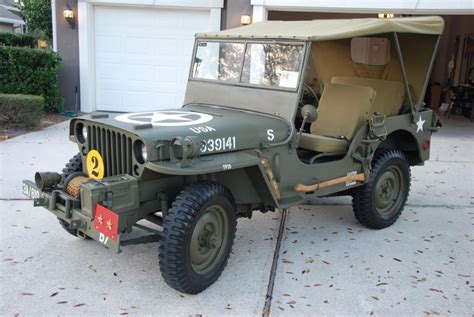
{"left": 188, "top": 39, "right": 308, "bottom": 92}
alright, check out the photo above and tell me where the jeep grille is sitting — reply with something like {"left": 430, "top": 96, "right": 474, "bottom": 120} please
{"left": 87, "top": 125, "right": 133, "bottom": 177}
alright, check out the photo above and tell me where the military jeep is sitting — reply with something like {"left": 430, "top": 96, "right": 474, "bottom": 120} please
{"left": 23, "top": 16, "right": 444, "bottom": 294}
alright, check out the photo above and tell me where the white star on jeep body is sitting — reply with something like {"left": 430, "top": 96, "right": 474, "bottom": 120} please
{"left": 416, "top": 116, "right": 425, "bottom": 133}
{"left": 135, "top": 112, "right": 193, "bottom": 123}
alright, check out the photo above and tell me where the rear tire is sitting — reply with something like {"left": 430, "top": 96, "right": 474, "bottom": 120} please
{"left": 159, "top": 182, "right": 237, "bottom": 294}
{"left": 352, "top": 149, "right": 410, "bottom": 229}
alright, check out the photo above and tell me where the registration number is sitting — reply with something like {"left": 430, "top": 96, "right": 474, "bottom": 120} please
{"left": 200, "top": 136, "right": 236, "bottom": 153}
{"left": 22, "top": 182, "right": 40, "bottom": 199}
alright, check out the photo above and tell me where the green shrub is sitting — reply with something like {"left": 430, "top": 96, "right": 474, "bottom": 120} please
{"left": 0, "top": 46, "right": 61, "bottom": 112}
{"left": 0, "top": 94, "right": 44, "bottom": 128}
{"left": 0, "top": 32, "right": 37, "bottom": 48}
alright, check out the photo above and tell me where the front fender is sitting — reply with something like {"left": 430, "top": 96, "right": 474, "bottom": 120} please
{"left": 145, "top": 151, "right": 280, "bottom": 207}
{"left": 145, "top": 151, "right": 260, "bottom": 175}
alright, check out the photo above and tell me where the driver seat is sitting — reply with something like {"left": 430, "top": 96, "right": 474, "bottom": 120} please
{"left": 299, "top": 83, "right": 375, "bottom": 154}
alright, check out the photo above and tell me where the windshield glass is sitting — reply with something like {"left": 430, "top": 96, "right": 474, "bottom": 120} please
{"left": 191, "top": 41, "right": 305, "bottom": 90}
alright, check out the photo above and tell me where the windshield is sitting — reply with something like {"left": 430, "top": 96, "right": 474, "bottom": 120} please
{"left": 191, "top": 41, "right": 305, "bottom": 90}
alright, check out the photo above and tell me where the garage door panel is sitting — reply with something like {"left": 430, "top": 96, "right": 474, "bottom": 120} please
{"left": 96, "top": 89, "right": 123, "bottom": 109}
{"left": 94, "top": 6, "right": 212, "bottom": 112}
{"left": 126, "top": 37, "right": 153, "bottom": 55}
{"left": 96, "top": 35, "right": 123, "bottom": 53}
{"left": 124, "top": 92, "right": 154, "bottom": 109}
{"left": 154, "top": 66, "right": 178, "bottom": 83}
{"left": 96, "top": 62, "right": 123, "bottom": 80}
{"left": 126, "top": 65, "right": 154, "bottom": 82}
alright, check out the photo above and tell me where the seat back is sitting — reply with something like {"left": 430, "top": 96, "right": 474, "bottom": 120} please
{"left": 310, "top": 83, "right": 375, "bottom": 139}
{"left": 331, "top": 76, "right": 405, "bottom": 116}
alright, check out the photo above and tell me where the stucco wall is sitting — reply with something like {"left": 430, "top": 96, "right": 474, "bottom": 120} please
{"left": 54, "top": 0, "right": 80, "bottom": 111}
{"left": 222, "top": 0, "right": 252, "bottom": 29}
{"left": 0, "top": 22, "right": 13, "bottom": 32}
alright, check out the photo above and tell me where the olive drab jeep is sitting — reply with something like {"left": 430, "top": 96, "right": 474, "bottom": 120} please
{"left": 23, "top": 16, "right": 444, "bottom": 294}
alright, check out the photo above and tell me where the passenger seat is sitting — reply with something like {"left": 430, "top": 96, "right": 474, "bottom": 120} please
{"left": 331, "top": 76, "right": 405, "bottom": 116}
{"left": 299, "top": 83, "right": 375, "bottom": 154}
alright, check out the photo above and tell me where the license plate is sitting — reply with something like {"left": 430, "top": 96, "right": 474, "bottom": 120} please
{"left": 94, "top": 204, "right": 119, "bottom": 241}
{"left": 22, "top": 182, "right": 41, "bottom": 199}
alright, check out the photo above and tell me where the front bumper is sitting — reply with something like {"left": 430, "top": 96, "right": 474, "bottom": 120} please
{"left": 22, "top": 174, "right": 140, "bottom": 253}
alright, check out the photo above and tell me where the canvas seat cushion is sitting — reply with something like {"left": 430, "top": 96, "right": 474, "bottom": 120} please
{"left": 299, "top": 133, "right": 348, "bottom": 154}
{"left": 310, "top": 83, "right": 375, "bottom": 138}
{"left": 331, "top": 76, "right": 405, "bottom": 116}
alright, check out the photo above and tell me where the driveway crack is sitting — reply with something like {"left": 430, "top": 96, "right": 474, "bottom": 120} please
{"left": 262, "top": 208, "right": 288, "bottom": 317}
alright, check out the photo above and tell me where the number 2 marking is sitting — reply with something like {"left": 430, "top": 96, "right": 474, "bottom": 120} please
{"left": 91, "top": 156, "right": 99, "bottom": 177}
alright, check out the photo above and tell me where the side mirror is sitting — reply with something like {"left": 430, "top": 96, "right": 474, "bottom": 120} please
{"left": 301, "top": 104, "right": 318, "bottom": 123}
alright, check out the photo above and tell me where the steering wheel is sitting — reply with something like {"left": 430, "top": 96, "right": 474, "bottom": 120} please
{"left": 298, "top": 84, "right": 320, "bottom": 120}
{"left": 303, "top": 84, "right": 319, "bottom": 106}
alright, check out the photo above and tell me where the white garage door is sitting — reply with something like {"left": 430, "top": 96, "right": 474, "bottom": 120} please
{"left": 94, "top": 6, "right": 212, "bottom": 112}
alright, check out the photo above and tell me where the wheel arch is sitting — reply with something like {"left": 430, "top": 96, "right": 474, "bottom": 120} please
{"left": 376, "top": 129, "right": 423, "bottom": 165}
{"left": 213, "top": 165, "right": 278, "bottom": 210}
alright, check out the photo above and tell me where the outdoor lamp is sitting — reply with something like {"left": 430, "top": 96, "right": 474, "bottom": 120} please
{"left": 378, "top": 13, "right": 394, "bottom": 19}
{"left": 241, "top": 15, "right": 251, "bottom": 25}
{"left": 63, "top": 6, "right": 75, "bottom": 29}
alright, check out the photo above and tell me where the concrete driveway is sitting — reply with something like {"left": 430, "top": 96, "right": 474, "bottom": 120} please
{"left": 0, "top": 117, "right": 472, "bottom": 316}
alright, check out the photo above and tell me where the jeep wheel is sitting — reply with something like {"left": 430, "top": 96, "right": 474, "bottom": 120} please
{"left": 159, "top": 182, "right": 237, "bottom": 294}
{"left": 352, "top": 150, "right": 410, "bottom": 229}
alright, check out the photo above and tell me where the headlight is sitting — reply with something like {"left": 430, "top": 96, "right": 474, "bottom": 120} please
{"left": 82, "top": 126, "right": 88, "bottom": 141}
{"left": 76, "top": 123, "right": 87, "bottom": 144}
{"left": 133, "top": 140, "right": 147, "bottom": 164}
{"left": 141, "top": 143, "right": 148, "bottom": 162}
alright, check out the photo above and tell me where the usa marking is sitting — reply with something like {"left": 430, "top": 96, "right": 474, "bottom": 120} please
{"left": 189, "top": 125, "right": 216, "bottom": 134}
{"left": 201, "top": 136, "right": 236, "bottom": 153}
{"left": 222, "top": 164, "right": 232, "bottom": 170}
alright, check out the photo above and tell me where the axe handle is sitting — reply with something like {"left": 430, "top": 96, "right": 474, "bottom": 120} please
{"left": 294, "top": 173, "right": 365, "bottom": 193}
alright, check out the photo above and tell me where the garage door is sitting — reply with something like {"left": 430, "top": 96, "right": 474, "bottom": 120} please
{"left": 94, "top": 6, "right": 212, "bottom": 112}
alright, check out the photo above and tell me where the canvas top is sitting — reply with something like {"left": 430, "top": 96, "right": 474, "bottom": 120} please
{"left": 196, "top": 16, "right": 444, "bottom": 41}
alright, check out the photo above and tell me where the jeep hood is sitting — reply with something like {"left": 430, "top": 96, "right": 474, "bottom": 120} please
{"left": 72, "top": 104, "right": 291, "bottom": 158}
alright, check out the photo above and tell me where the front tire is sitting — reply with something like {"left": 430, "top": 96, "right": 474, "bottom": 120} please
{"left": 159, "top": 182, "right": 237, "bottom": 294}
{"left": 352, "top": 150, "right": 410, "bottom": 229}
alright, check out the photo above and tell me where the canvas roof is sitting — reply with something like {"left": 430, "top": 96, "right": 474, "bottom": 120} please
{"left": 196, "top": 16, "right": 444, "bottom": 41}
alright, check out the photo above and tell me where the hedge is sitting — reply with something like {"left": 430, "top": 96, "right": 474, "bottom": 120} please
{"left": 0, "top": 94, "right": 44, "bottom": 128}
{"left": 0, "top": 32, "right": 37, "bottom": 48}
{"left": 0, "top": 46, "right": 61, "bottom": 112}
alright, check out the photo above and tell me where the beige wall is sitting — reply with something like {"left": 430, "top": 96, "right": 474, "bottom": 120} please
{"left": 0, "top": 22, "right": 13, "bottom": 32}
{"left": 221, "top": 0, "right": 252, "bottom": 29}
{"left": 54, "top": 0, "right": 80, "bottom": 111}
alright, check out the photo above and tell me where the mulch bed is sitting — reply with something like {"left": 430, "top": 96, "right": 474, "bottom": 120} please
{"left": 0, "top": 114, "right": 70, "bottom": 141}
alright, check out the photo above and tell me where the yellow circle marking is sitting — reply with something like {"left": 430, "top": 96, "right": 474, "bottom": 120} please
{"left": 86, "top": 150, "right": 105, "bottom": 179}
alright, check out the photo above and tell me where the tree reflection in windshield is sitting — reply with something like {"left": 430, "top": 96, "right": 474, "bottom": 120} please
{"left": 192, "top": 41, "right": 304, "bottom": 89}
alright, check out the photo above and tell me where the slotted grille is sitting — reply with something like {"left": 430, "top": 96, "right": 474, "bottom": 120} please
{"left": 87, "top": 125, "right": 133, "bottom": 177}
